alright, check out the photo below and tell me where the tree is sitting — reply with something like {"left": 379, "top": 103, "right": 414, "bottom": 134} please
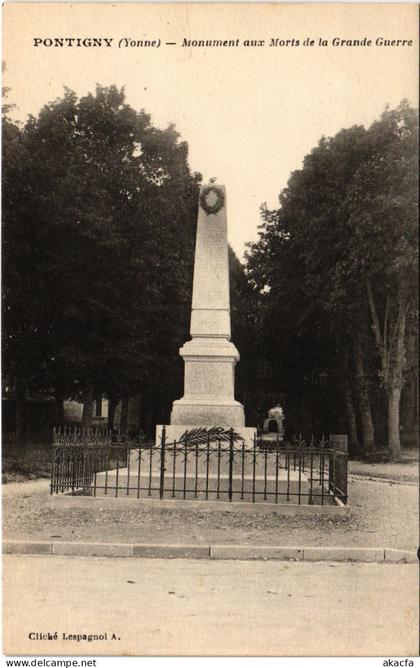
{"left": 2, "top": 62, "right": 15, "bottom": 118}
{"left": 246, "top": 126, "right": 376, "bottom": 446}
{"left": 2, "top": 76, "right": 50, "bottom": 444}
{"left": 346, "top": 102, "right": 418, "bottom": 460}
{"left": 246, "top": 102, "right": 418, "bottom": 458}
{"left": 2, "top": 84, "right": 201, "bottom": 440}
{"left": 229, "top": 247, "right": 261, "bottom": 422}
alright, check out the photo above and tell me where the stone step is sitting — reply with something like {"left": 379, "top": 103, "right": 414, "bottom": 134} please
{"left": 86, "top": 467, "right": 331, "bottom": 505}
{"left": 126, "top": 448, "right": 321, "bottom": 480}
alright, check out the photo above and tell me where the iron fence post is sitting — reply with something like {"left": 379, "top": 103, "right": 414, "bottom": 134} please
{"left": 329, "top": 434, "right": 348, "bottom": 503}
{"left": 228, "top": 428, "right": 234, "bottom": 502}
{"left": 183, "top": 433, "right": 188, "bottom": 500}
{"left": 343, "top": 451, "right": 348, "bottom": 504}
{"left": 51, "top": 427, "right": 56, "bottom": 495}
{"left": 159, "top": 426, "right": 166, "bottom": 500}
{"left": 252, "top": 434, "right": 257, "bottom": 503}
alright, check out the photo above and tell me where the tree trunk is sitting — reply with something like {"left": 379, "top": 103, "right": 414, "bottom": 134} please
{"left": 385, "top": 300, "right": 407, "bottom": 461}
{"left": 366, "top": 280, "right": 409, "bottom": 461}
{"left": 143, "top": 402, "right": 153, "bottom": 439}
{"left": 120, "top": 395, "right": 129, "bottom": 434}
{"left": 388, "top": 385, "right": 402, "bottom": 461}
{"left": 107, "top": 397, "right": 118, "bottom": 431}
{"left": 55, "top": 388, "right": 64, "bottom": 427}
{"left": 357, "top": 389, "right": 375, "bottom": 455}
{"left": 344, "top": 381, "right": 359, "bottom": 454}
{"left": 15, "top": 376, "right": 27, "bottom": 447}
{"left": 353, "top": 337, "right": 375, "bottom": 454}
{"left": 81, "top": 385, "right": 94, "bottom": 429}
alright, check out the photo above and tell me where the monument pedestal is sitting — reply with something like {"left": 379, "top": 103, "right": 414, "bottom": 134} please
{"left": 170, "top": 337, "right": 245, "bottom": 427}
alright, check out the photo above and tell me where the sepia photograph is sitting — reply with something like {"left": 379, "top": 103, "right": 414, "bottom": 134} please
{"left": 2, "top": 1, "right": 419, "bottom": 659}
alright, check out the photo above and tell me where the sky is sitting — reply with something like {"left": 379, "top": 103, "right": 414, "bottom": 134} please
{"left": 3, "top": 3, "right": 418, "bottom": 259}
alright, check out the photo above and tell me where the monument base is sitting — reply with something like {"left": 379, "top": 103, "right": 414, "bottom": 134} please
{"left": 170, "top": 399, "right": 245, "bottom": 427}
{"left": 93, "top": 466, "right": 313, "bottom": 504}
{"left": 156, "top": 424, "right": 256, "bottom": 448}
{"left": 259, "top": 432, "right": 285, "bottom": 443}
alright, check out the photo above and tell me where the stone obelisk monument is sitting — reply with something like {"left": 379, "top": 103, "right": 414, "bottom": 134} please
{"left": 158, "top": 183, "right": 255, "bottom": 444}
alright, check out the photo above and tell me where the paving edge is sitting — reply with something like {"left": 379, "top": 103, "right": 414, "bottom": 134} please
{"left": 3, "top": 541, "right": 418, "bottom": 563}
{"left": 46, "top": 494, "right": 350, "bottom": 516}
{"left": 348, "top": 474, "right": 418, "bottom": 486}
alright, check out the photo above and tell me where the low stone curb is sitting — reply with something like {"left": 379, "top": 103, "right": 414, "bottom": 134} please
{"left": 46, "top": 494, "right": 350, "bottom": 516}
{"left": 210, "top": 545, "right": 304, "bottom": 560}
{"left": 3, "top": 540, "right": 418, "bottom": 563}
{"left": 384, "top": 548, "right": 420, "bottom": 563}
{"left": 3, "top": 541, "right": 52, "bottom": 555}
{"left": 132, "top": 544, "right": 210, "bottom": 559}
{"left": 53, "top": 542, "right": 133, "bottom": 558}
{"left": 348, "top": 474, "right": 417, "bottom": 486}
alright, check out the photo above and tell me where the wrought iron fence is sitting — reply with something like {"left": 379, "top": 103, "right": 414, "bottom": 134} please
{"left": 51, "top": 426, "right": 348, "bottom": 505}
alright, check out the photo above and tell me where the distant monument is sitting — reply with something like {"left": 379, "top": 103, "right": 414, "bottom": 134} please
{"left": 263, "top": 404, "right": 285, "bottom": 440}
{"left": 157, "top": 183, "right": 255, "bottom": 445}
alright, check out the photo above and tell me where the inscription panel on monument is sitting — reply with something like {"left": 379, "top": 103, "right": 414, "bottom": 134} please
{"left": 184, "top": 359, "right": 235, "bottom": 399}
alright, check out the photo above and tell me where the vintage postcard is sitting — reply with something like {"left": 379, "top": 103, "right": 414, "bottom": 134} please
{"left": 2, "top": 1, "right": 419, "bottom": 658}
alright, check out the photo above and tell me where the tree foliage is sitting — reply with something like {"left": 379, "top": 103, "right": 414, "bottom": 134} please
{"left": 3, "top": 85, "right": 202, "bottom": 439}
{"left": 246, "top": 101, "right": 418, "bottom": 458}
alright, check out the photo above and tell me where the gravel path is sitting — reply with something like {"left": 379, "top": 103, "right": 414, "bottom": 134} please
{"left": 2, "top": 477, "right": 418, "bottom": 551}
{"left": 349, "top": 456, "right": 418, "bottom": 483}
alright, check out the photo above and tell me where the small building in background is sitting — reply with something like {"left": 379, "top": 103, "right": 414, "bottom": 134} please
{"left": 63, "top": 395, "right": 142, "bottom": 433}
{"left": 262, "top": 404, "right": 285, "bottom": 440}
{"left": 63, "top": 397, "right": 109, "bottom": 426}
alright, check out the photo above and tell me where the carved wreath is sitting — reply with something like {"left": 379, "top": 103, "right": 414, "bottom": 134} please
{"left": 199, "top": 185, "right": 225, "bottom": 216}
{"left": 178, "top": 426, "right": 243, "bottom": 446}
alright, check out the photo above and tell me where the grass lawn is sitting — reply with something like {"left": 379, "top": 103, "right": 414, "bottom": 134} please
{"left": 349, "top": 447, "right": 418, "bottom": 483}
{"left": 2, "top": 440, "right": 52, "bottom": 483}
